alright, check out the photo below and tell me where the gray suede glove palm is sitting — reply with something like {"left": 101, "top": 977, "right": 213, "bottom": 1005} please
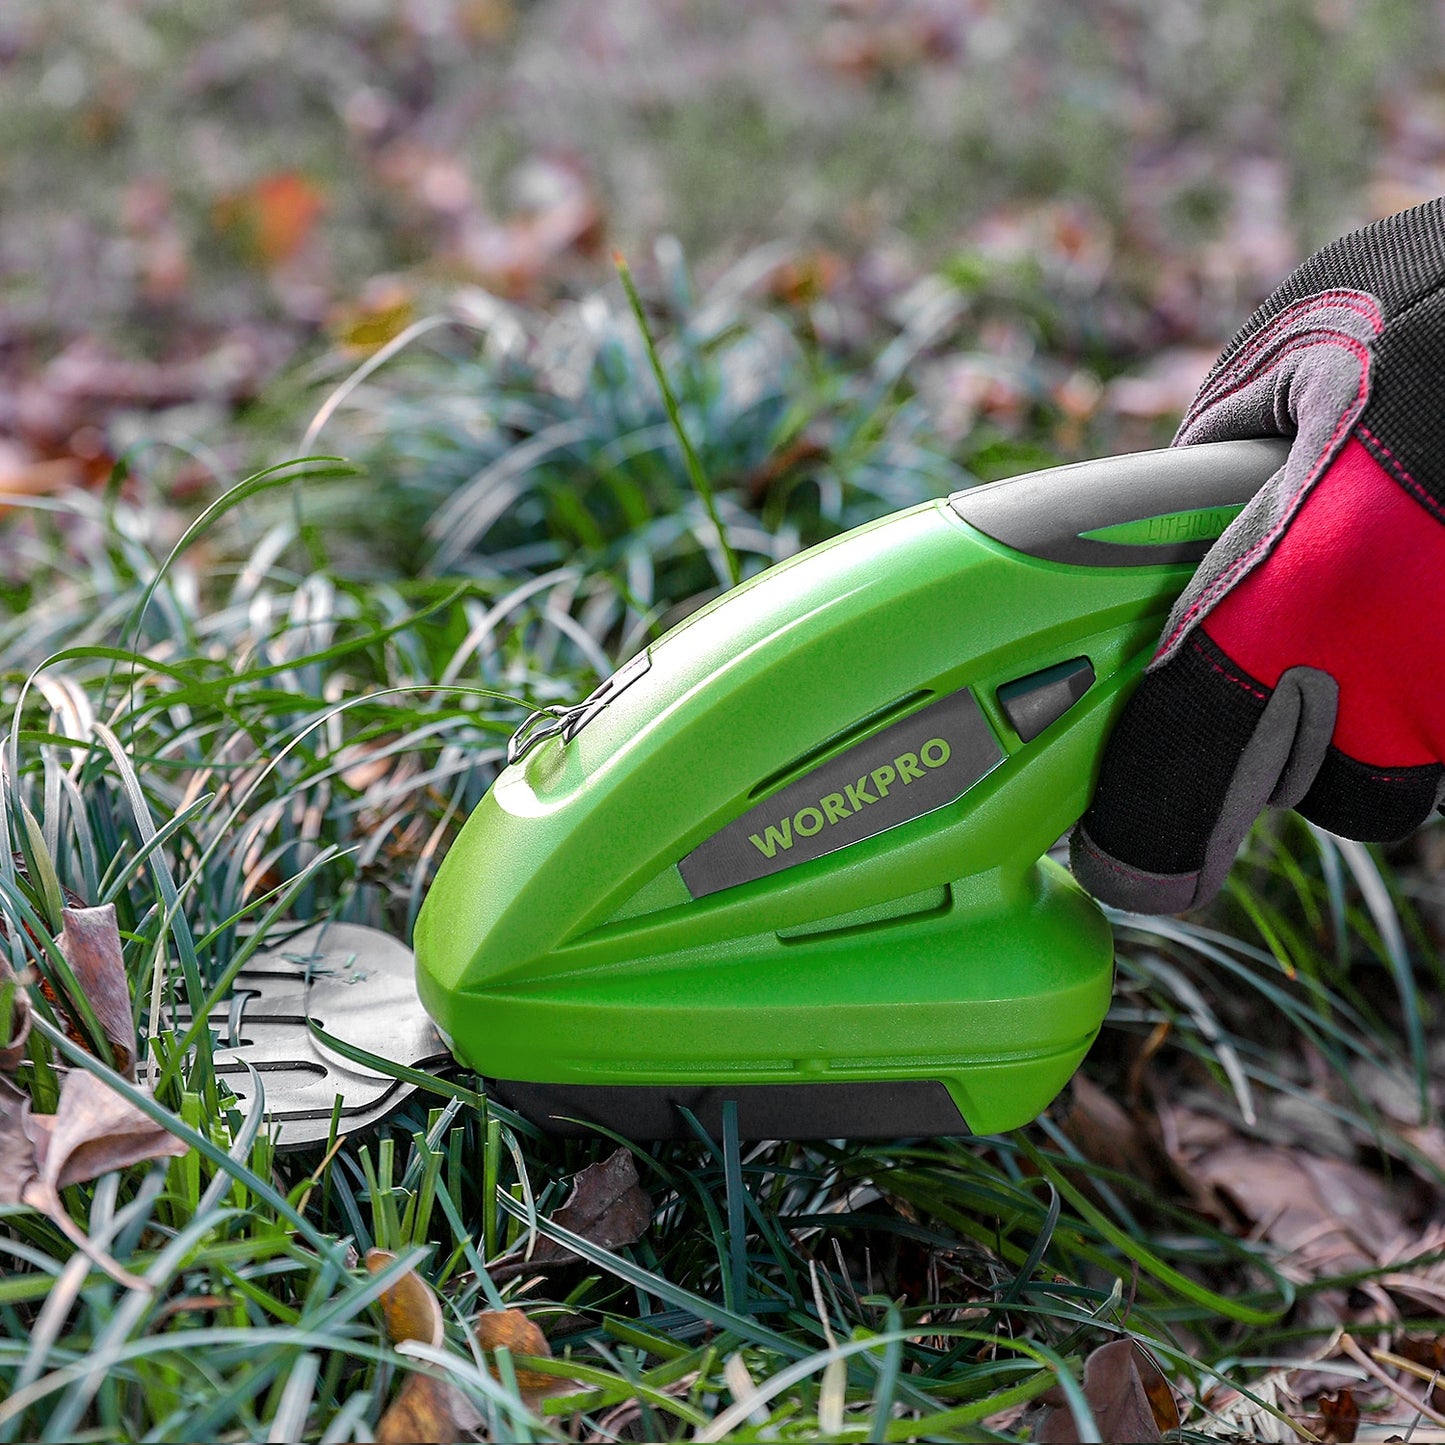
{"left": 1073, "top": 199, "right": 1445, "bottom": 912}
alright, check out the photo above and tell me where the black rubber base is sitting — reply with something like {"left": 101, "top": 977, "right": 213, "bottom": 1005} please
{"left": 487, "top": 1077, "right": 970, "bottom": 1140}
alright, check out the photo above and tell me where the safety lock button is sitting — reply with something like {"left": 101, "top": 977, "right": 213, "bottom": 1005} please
{"left": 997, "top": 657, "right": 1095, "bottom": 742}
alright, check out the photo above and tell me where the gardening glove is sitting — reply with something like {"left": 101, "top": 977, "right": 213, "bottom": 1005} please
{"left": 1072, "top": 197, "right": 1445, "bottom": 913}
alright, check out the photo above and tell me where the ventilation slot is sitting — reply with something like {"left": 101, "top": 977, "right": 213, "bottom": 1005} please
{"left": 777, "top": 885, "right": 950, "bottom": 943}
{"left": 748, "top": 690, "right": 935, "bottom": 801}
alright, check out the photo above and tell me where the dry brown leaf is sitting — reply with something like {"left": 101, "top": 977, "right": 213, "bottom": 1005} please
{"left": 3, "top": 1069, "right": 187, "bottom": 1208}
{"left": 1060, "top": 1075, "right": 1177, "bottom": 1197}
{"left": 58, "top": 905, "right": 136, "bottom": 1078}
{"left": 365, "top": 1251, "right": 486, "bottom": 1443}
{"left": 12, "top": 341, "right": 280, "bottom": 449}
{"left": 376, "top": 1371, "right": 484, "bottom": 1445}
{"left": 1036, "top": 1340, "right": 1172, "bottom": 1444}
{"left": 522, "top": 1147, "right": 651, "bottom": 1269}
{"left": 0, "top": 955, "right": 32, "bottom": 1071}
{"left": 1315, "top": 1387, "right": 1360, "bottom": 1443}
{"left": 1390, "top": 1336, "right": 1445, "bottom": 1411}
{"left": 0, "top": 1070, "right": 184, "bottom": 1290}
{"left": 26, "top": 1070, "right": 187, "bottom": 1204}
{"left": 361, "top": 1262, "right": 582, "bottom": 1435}
{"left": 475, "top": 1308, "right": 578, "bottom": 1410}
{"left": 366, "top": 1248, "right": 444, "bottom": 1348}
{"left": 1191, "top": 1143, "right": 1405, "bottom": 1279}
{"left": 1394, "top": 1333, "right": 1445, "bottom": 1370}
{"left": 0, "top": 859, "right": 105, "bottom": 1065}
{"left": 0, "top": 1075, "right": 37, "bottom": 1200}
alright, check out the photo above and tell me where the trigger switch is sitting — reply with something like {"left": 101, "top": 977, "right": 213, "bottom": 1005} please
{"left": 998, "top": 658, "right": 1094, "bottom": 742}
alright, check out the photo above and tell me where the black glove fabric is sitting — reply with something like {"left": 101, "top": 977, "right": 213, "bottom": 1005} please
{"left": 1072, "top": 199, "right": 1445, "bottom": 912}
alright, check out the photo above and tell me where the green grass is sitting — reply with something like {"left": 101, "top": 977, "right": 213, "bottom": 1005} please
{"left": 0, "top": 266, "right": 1443, "bottom": 1442}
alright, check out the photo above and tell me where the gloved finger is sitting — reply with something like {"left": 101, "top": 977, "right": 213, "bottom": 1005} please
{"left": 1069, "top": 631, "right": 1337, "bottom": 913}
{"left": 1295, "top": 748, "right": 1444, "bottom": 840}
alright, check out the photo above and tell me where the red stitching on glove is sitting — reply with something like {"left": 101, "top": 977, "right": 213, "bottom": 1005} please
{"left": 1189, "top": 635, "right": 1268, "bottom": 699}
{"left": 1179, "top": 290, "right": 1382, "bottom": 432}
{"left": 1357, "top": 423, "right": 1445, "bottom": 524}
{"left": 1179, "top": 327, "right": 1369, "bottom": 426}
{"left": 1161, "top": 333, "right": 1372, "bottom": 654}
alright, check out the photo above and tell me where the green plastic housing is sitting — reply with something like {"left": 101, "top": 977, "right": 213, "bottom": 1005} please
{"left": 415, "top": 440, "right": 1286, "bottom": 1134}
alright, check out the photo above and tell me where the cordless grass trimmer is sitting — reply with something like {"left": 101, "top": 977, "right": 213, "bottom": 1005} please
{"left": 212, "top": 436, "right": 1288, "bottom": 1146}
{"left": 213, "top": 199, "right": 1445, "bottom": 1146}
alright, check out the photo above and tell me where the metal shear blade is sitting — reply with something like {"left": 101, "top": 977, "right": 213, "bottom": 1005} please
{"left": 174, "top": 922, "right": 450, "bottom": 1149}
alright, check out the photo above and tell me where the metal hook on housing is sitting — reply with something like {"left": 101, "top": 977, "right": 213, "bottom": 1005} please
{"left": 505, "top": 651, "right": 653, "bottom": 766}
{"left": 506, "top": 708, "right": 570, "bottom": 765}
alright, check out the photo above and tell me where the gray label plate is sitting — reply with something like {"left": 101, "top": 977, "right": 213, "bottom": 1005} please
{"left": 678, "top": 689, "right": 1003, "bottom": 899}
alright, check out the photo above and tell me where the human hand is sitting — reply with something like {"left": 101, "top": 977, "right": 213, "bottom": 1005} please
{"left": 1072, "top": 199, "right": 1445, "bottom": 912}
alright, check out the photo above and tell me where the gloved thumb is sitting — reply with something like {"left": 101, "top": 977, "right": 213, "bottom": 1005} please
{"left": 1070, "top": 631, "right": 1337, "bottom": 912}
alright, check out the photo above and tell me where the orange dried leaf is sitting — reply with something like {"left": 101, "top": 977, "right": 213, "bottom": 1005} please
{"left": 376, "top": 1371, "right": 483, "bottom": 1445}
{"left": 474, "top": 1307, "right": 548, "bottom": 1358}
{"left": 214, "top": 172, "right": 325, "bottom": 267}
{"left": 252, "top": 172, "right": 325, "bottom": 264}
{"left": 366, "top": 1249, "right": 444, "bottom": 1348}
{"left": 474, "top": 1308, "right": 573, "bottom": 1405}
{"left": 365, "top": 1253, "right": 486, "bottom": 1442}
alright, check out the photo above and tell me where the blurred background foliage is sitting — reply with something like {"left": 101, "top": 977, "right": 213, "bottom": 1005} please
{"left": 1, "top": 0, "right": 1442, "bottom": 506}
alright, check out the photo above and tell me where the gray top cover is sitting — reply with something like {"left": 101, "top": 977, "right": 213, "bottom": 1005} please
{"left": 949, "top": 438, "right": 1290, "bottom": 567}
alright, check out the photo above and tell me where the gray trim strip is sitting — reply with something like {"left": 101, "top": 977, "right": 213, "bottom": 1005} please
{"left": 949, "top": 438, "right": 1290, "bottom": 567}
{"left": 488, "top": 1077, "right": 970, "bottom": 1140}
{"left": 678, "top": 689, "right": 1003, "bottom": 899}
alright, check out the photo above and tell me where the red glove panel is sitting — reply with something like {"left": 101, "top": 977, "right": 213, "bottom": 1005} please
{"left": 1073, "top": 200, "right": 1445, "bottom": 912}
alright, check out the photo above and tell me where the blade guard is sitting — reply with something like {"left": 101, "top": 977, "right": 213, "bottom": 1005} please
{"left": 416, "top": 440, "right": 1287, "bottom": 1137}
{"left": 182, "top": 923, "right": 449, "bottom": 1149}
